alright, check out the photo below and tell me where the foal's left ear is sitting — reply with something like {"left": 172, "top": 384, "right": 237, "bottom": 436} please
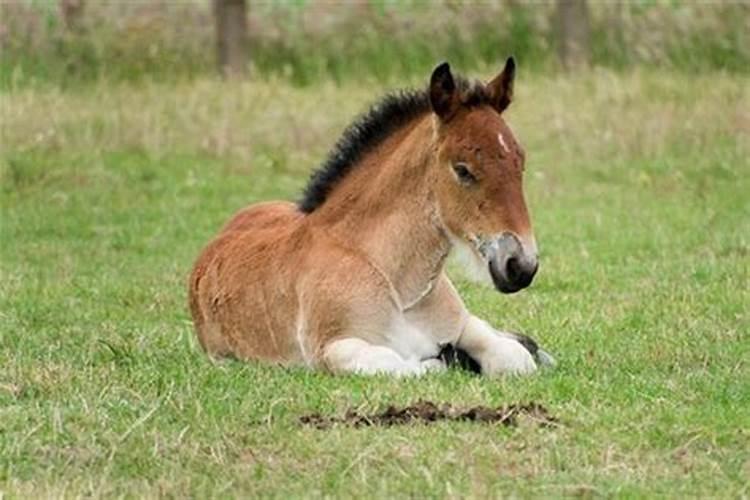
{"left": 487, "top": 56, "right": 515, "bottom": 113}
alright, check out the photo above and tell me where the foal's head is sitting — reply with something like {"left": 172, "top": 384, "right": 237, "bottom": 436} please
{"left": 430, "top": 59, "right": 537, "bottom": 293}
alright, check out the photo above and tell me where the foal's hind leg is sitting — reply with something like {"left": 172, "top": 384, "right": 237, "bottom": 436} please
{"left": 322, "top": 338, "right": 445, "bottom": 377}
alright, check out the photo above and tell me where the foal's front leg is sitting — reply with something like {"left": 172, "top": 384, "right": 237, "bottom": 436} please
{"left": 456, "top": 315, "right": 538, "bottom": 375}
{"left": 322, "top": 338, "right": 445, "bottom": 377}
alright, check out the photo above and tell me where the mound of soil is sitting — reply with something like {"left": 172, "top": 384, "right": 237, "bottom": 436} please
{"left": 300, "top": 400, "right": 557, "bottom": 429}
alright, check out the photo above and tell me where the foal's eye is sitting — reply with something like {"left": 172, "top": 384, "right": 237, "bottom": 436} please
{"left": 452, "top": 163, "right": 477, "bottom": 184}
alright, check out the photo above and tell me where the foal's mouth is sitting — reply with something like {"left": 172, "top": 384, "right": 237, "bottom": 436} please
{"left": 473, "top": 233, "right": 538, "bottom": 294}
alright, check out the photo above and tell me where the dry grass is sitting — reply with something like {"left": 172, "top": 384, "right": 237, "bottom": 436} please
{"left": 4, "top": 69, "right": 748, "bottom": 170}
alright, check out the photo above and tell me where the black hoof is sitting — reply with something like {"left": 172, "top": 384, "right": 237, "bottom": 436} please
{"left": 508, "top": 332, "right": 556, "bottom": 367}
{"left": 438, "top": 344, "right": 482, "bottom": 374}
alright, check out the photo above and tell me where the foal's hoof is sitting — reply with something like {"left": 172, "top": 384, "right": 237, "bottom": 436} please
{"left": 535, "top": 348, "right": 557, "bottom": 368}
{"left": 508, "top": 331, "right": 556, "bottom": 368}
{"left": 438, "top": 344, "right": 481, "bottom": 374}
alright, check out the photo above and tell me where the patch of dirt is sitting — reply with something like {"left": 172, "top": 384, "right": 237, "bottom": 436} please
{"left": 300, "top": 400, "right": 558, "bottom": 429}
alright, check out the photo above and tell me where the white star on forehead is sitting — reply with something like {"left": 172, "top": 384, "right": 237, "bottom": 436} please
{"left": 497, "top": 132, "right": 510, "bottom": 153}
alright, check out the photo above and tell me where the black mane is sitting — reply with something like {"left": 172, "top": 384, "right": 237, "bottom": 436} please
{"left": 297, "top": 76, "right": 491, "bottom": 213}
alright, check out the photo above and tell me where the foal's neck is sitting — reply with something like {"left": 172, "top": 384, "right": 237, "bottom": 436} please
{"left": 310, "top": 115, "right": 451, "bottom": 309}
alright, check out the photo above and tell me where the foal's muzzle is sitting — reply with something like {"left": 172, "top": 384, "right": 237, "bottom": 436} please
{"left": 487, "top": 233, "right": 538, "bottom": 294}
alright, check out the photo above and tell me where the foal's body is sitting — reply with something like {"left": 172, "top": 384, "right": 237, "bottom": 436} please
{"left": 190, "top": 60, "right": 547, "bottom": 376}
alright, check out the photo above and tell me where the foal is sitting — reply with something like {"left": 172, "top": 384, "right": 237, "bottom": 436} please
{"left": 189, "top": 59, "right": 552, "bottom": 376}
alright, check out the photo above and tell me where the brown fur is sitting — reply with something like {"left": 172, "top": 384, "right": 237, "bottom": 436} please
{"left": 189, "top": 60, "right": 539, "bottom": 375}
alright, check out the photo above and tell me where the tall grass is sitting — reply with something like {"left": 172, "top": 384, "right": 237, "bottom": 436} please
{"left": 2, "top": 69, "right": 747, "bottom": 205}
{"left": 1, "top": 1, "right": 748, "bottom": 89}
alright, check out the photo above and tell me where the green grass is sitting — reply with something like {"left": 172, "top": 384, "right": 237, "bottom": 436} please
{"left": 1, "top": 70, "right": 749, "bottom": 497}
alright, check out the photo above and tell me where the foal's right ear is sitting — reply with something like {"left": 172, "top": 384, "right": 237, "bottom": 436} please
{"left": 430, "top": 62, "right": 459, "bottom": 121}
{"left": 487, "top": 56, "right": 515, "bottom": 113}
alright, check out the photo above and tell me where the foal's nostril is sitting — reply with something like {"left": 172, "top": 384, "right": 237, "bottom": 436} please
{"left": 505, "top": 257, "right": 522, "bottom": 283}
{"left": 505, "top": 255, "right": 538, "bottom": 288}
{"left": 489, "top": 233, "right": 539, "bottom": 293}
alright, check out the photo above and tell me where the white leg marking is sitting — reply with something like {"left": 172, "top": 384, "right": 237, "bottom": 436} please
{"left": 420, "top": 358, "right": 447, "bottom": 373}
{"left": 295, "top": 309, "right": 310, "bottom": 366}
{"left": 497, "top": 132, "right": 510, "bottom": 154}
{"left": 456, "top": 315, "right": 536, "bottom": 375}
{"left": 323, "top": 338, "right": 438, "bottom": 377}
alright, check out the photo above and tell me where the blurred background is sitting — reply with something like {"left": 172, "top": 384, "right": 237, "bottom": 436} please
{"left": 2, "top": 0, "right": 748, "bottom": 88}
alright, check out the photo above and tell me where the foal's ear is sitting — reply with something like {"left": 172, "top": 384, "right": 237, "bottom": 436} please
{"left": 487, "top": 56, "right": 515, "bottom": 113}
{"left": 430, "top": 62, "right": 459, "bottom": 120}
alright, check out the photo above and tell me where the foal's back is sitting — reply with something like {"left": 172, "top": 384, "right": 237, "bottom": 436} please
{"left": 189, "top": 201, "right": 304, "bottom": 360}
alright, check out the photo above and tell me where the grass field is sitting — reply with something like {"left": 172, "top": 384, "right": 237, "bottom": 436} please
{"left": 1, "top": 69, "right": 749, "bottom": 497}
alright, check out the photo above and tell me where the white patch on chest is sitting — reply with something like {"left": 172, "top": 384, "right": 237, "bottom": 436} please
{"left": 295, "top": 308, "right": 310, "bottom": 365}
{"left": 386, "top": 316, "right": 441, "bottom": 362}
{"left": 497, "top": 132, "right": 510, "bottom": 153}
